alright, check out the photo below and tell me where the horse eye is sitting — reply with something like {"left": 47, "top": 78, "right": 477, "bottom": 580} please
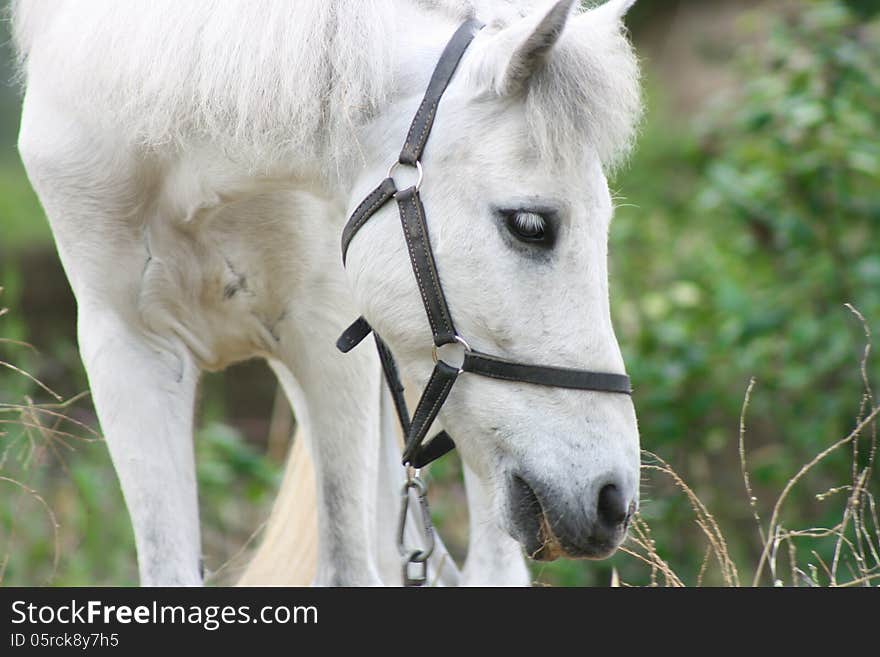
{"left": 505, "top": 212, "right": 547, "bottom": 243}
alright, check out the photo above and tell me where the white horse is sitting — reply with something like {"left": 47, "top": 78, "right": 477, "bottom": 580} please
{"left": 12, "top": 0, "right": 642, "bottom": 586}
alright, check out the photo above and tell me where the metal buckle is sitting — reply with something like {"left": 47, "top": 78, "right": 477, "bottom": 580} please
{"left": 431, "top": 335, "right": 471, "bottom": 373}
{"left": 387, "top": 160, "right": 423, "bottom": 193}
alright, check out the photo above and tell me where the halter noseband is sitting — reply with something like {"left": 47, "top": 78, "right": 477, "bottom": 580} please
{"left": 337, "top": 19, "right": 631, "bottom": 469}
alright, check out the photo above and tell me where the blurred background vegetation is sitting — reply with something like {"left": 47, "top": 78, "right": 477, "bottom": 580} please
{"left": 1, "top": 0, "right": 878, "bottom": 586}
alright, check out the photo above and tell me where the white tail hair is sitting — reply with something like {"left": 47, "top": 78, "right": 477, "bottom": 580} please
{"left": 239, "top": 430, "right": 317, "bottom": 586}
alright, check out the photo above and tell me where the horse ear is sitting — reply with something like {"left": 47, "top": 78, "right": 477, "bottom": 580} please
{"left": 488, "top": 0, "right": 577, "bottom": 96}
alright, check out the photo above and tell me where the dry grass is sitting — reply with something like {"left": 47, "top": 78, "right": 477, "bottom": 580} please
{"left": 0, "top": 287, "right": 103, "bottom": 584}
{"left": 614, "top": 304, "right": 879, "bottom": 587}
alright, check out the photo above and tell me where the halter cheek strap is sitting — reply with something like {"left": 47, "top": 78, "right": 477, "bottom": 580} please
{"left": 338, "top": 19, "right": 632, "bottom": 469}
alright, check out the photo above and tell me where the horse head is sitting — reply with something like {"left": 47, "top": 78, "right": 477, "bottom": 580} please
{"left": 345, "top": 0, "right": 642, "bottom": 562}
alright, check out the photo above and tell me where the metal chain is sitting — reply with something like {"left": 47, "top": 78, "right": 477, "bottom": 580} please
{"left": 397, "top": 466, "right": 436, "bottom": 587}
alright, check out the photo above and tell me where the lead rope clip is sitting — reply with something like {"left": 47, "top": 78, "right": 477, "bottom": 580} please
{"left": 397, "top": 466, "right": 436, "bottom": 587}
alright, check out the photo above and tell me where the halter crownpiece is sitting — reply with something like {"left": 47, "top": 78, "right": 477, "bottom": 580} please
{"left": 338, "top": 19, "right": 632, "bottom": 469}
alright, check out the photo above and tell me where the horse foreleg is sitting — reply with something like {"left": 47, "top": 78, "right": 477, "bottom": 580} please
{"left": 79, "top": 312, "right": 202, "bottom": 585}
{"left": 19, "top": 87, "right": 203, "bottom": 585}
{"left": 270, "top": 338, "right": 385, "bottom": 586}
{"left": 460, "top": 464, "right": 531, "bottom": 586}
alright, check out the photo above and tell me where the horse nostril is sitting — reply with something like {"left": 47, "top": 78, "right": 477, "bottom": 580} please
{"left": 597, "top": 483, "right": 628, "bottom": 529}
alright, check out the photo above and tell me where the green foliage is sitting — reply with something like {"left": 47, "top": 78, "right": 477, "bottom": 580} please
{"left": 0, "top": 162, "right": 50, "bottom": 247}
{"left": 534, "top": 0, "right": 880, "bottom": 586}
{"left": 617, "top": 0, "right": 876, "bottom": 586}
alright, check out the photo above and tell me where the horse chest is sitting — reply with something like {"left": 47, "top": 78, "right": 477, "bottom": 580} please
{"left": 139, "top": 188, "right": 343, "bottom": 372}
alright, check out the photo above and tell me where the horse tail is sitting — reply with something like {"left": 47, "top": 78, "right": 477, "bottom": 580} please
{"left": 238, "top": 428, "right": 317, "bottom": 585}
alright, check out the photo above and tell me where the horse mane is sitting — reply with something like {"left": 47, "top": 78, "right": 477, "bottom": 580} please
{"left": 10, "top": 0, "right": 639, "bottom": 176}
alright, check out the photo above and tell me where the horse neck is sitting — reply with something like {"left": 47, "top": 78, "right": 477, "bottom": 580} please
{"left": 334, "top": 2, "right": 464, "bottom": 195}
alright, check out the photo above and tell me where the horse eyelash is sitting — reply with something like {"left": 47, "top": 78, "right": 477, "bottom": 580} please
{"left": 512, "top": 212, "right": 546, "bottom": 232}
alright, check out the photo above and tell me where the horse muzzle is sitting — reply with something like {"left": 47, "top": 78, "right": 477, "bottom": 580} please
{"left": 507, "top": 472, "right": 637, "bottom": 561}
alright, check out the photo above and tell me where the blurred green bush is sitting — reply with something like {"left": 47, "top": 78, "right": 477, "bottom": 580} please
{"left": 585, "top": 0, "right": 879, "bottom": 586}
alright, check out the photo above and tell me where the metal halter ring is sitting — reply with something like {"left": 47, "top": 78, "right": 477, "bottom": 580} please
{"left": 387, "top": 159, "right": 423, "bottom": 192}
{"left": 432, "top": 335, "right": 472, "bottom": 373}
{"left": 404, "top": 469, "right": 426, "bottom": 495}
{"left": 405, "top": 464, "right": 421, "bottom": 486}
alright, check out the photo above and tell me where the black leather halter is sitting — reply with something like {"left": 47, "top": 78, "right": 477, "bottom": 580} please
{"left": 337, "top": 19, "right": 632, "bottom": 468}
